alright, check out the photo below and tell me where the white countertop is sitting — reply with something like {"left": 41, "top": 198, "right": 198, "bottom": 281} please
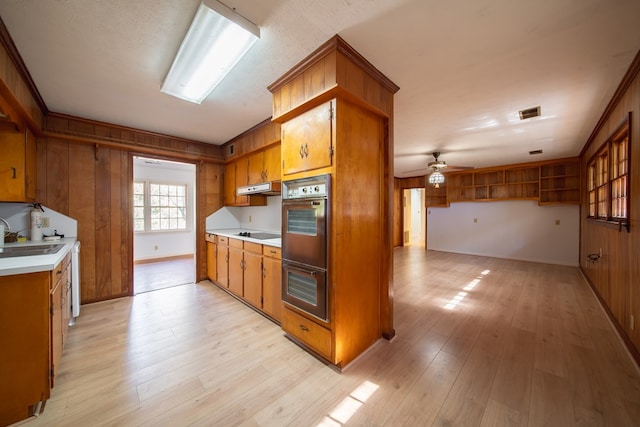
{"left": 206, "top": 228, "right": 281, "bottom": 248}
{"left": 0, "top": 238, "right": 77, "bottom": 277}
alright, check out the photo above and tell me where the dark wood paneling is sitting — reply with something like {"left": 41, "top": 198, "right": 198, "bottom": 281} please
{"left": 579, "top": 50, "right": 640, "bottom": 363}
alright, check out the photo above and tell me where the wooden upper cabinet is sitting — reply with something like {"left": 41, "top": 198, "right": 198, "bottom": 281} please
{"left": 263, "top": 145, "right": 281, "bottom": 182}
{"left": 224, "top": 158, "right": 266, "bottom": 207}
{"left": 0, "top": 127, "right": 37, "bottom": 202}
{"left": 235, "top": 158, "right": 249, "bottom": 205}
{"left": 248, "top": 151, "right": 265, "bottom": 184}
{"left": 224, "top": 161, "right": 237, "bottom": 206}
{"left": 281, "top": 100, "right": 334, "bottom": 176}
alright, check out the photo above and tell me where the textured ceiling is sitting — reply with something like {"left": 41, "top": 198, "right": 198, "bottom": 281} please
{"left": 1, "top": 0, "right": 639, "bottom": 177}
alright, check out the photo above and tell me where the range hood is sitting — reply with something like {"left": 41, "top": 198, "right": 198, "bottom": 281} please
{"left": 237, "top": 181, "right": 282, "bottom": 196}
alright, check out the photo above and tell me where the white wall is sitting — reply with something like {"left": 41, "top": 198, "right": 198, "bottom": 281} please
{"left": 232, "top": 195, "right": 282, "bottom": 232}
{"left": 133, "top": 158, "right": 196, "bottom": 261}
{"left": 427, "top": 200, "right": 579, "bottom": 266}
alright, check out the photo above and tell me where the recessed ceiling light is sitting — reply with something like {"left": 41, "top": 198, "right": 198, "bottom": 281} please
{"left": 529, "top": 149, "right": 543, "bottom": 155}
{"left": 519, "top": 106, "right": 541, "bottom": 120}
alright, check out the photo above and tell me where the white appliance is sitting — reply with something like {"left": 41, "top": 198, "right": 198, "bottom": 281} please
{"left": 70, "top": 241, "right": 81, "bottom": 323}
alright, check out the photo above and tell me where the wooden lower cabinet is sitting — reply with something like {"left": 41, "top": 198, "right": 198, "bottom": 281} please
{"left": 207, "top": 234, "right": 283, "bottom": 323}
{"left": 282, "top": 307, "right": 331, "bottom": 360}
{"left": 262, "top": 246, "right": 282, "bottom": 322}
{"left": 0, "top": 252, "right": 71, "bottom": 426}
{"left": 216, "top": 237, "right": 229, "bottom": 288}
{"left": 242, "top": 242, "right": 263, "bottom": 308}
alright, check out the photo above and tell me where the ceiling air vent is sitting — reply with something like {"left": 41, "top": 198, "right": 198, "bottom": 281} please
{"left": 529, "top": 149, "right": 543, "bottom": 155}
{"left": 519, "top": 106, "right": 541, "bottom": 120}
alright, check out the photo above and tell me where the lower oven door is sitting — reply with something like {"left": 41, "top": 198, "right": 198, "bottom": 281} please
{"left": 282, "top": 260, "right": 327, "bottom": 321}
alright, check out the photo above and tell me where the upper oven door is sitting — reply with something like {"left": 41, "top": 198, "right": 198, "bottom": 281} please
{"left": 282, "top": 198, "right": 327, "bottom": 268}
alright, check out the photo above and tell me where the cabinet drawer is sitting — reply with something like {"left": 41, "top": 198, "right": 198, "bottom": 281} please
{"left": 205, "top": 233, "right": 216, "bottom": 243}
{"left": 282, "top": 307, "right": 331, "bottom": 359}
{"left": 229, "top": 238, "right": 243, "bottom": 249}
{"left": 244, "top": 241, "right": 262, "bottom": 254}
{"left": 263, "top": 245, "right": 281, "bottom": 259}
{"left": 51, "top": 253, "right": 70, "bottom": 289}
{"left": 217, "top": 235, "right": 229, "bottom": 245}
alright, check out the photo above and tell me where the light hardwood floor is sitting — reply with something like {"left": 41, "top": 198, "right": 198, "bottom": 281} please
{"left": 15, "top": 247, "right": 640, "bottom": 426}
{"left": 134, "top": 256, "right": 195, "bottom": 294}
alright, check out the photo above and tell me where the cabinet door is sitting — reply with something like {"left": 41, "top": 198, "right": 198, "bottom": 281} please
{"left": 248, "top": 151, "right": 265, "bottom": 184}
{"left": 216, "top": 244, "right": 229, "bottom": 288}
{"left": 235, "top": 158, "right": 249, "bottom": 206}
{"left": 50, "top": 281, "right": 62, "bottom": 388}
{"left": 224, "top": 162, "right": 236, "bottom": 206}
{"left": 262, "top": 255, "right": 282, "bottom": 322}
{"left": 263, "top": 145, "right": 281, "bottom": 182}
{"left": 206, "top": 241, "right": 217, "bottom": 282}
{"left": 228, "top": 246, "right": 244, "bottom": 296}
{"left": 0, "top": 129, "right": 26, "bottom": 202}
{"left": 243, "top": 251, "right": 263, "bottom": 308}
{"left": 281, "top": 100, "right": 334, "bottom": 175}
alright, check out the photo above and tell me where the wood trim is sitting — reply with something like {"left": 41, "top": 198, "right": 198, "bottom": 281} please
{"left": 134, "top": 254, "right": 194, "bottom": 265}
{"left": 43, "top": 113, "right": 224, "bottom": 163}
{"left": 0, "top": 16, "right": 48, "bottom": 115}
{"left": 267, "top": 35, "right": 400, "bottom": 95}
{"left": 580, "top": 267, "right": 640, "bottom": 367}
{"left": 580, "top": 49, "right": 640, "bottom": 158}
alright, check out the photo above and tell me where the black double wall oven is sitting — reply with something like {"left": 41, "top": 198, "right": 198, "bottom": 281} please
{"left": 281, "top": 174, "right": 330, "bottom": 321}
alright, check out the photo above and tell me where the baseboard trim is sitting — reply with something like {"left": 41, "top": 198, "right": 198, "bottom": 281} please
{"left": 134, "top": 254, "right": 194, "bottom": 264}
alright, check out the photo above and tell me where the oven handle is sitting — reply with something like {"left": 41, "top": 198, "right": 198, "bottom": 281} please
{"left": 282, "top": 199, "right": 325, "bottom": 206}
{"left": 286, "top": 264, "right": 318, "bottom": 276}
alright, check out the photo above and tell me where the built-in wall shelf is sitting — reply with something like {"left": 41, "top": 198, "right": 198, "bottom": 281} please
{"left": 424, "top": 158, "right": 580, "bottom": 207}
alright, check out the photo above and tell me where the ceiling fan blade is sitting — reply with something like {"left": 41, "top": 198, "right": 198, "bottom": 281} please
{"left": 401, "top": 167, "right": 430, "bottom": 174}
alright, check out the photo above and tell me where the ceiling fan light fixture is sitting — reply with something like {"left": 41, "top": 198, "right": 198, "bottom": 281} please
{"left": 428, "top": 171, "right": 445, "bottom": 188}
{"left": 161, "top": 0, "right": 260, "bottom": 104}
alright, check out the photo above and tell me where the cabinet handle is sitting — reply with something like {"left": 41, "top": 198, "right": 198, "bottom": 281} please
{"left": 299, "top": 144, "right": 305, "bottom": 159}
{"left": 10, "top": 167, "right": 16, "bottom": 179}
{"left": 303, "top": 144, "right": 309, "bottom": 158}
{"left": 56, "top": 270, "right": 62, "bottom": 276}
{"left": 299, "top": 324, "right": 309, "bottom": 332}
{"left": 269, "top": 250, "right": 276, "bottom": 254}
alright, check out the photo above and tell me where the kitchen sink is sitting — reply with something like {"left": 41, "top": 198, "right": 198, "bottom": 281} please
{"left": 0, "top": 244, "right": 65, "bottom": 258}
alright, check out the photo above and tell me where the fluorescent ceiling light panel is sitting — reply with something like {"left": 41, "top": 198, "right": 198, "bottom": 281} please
{"left": 161, "top": 0, "right": 260, "bottom": 104}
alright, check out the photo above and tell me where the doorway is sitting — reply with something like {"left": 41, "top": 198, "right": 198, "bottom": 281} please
{"left": 132, "top": 156, "right": 196, "bottom": 293}
{"left": 402, "top": 188, "right": 425, "bottom": 246}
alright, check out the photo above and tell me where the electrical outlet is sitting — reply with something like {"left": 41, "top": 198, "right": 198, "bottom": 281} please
{"left": 249, "top": 215, "right": 252, "bottom": 223}
{"left": 474, "top": 218, "right": 478, "bottom": 223}
{"left": 555, "top": 219, "right": 560, "bottom": 225}
{"left": 41, "top": 217, "right": 50, "bottom": 227}
{"left": 154, "top": 245, "right": 158, "bottom": 251}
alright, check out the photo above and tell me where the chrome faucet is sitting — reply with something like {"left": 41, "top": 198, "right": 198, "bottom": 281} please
{"left": 0, "top": 217, "right": 9, "bottom": 231}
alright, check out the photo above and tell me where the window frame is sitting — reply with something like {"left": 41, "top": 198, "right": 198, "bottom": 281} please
{"left": 133, "top": 180, "right": 191, "bottom": 233}
{"left": 586, "top": 114, "right": 631, "bottom": 231}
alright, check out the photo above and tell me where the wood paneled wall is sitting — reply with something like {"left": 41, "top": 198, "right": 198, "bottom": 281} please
{"left": 579, "top": 50, "right": 640, "bottom": 363}
{"left": 38, "top": 116, "right": 225, "bottom": 303}
{"left": 36, "top": 127, "right": 224, "bottom": 303}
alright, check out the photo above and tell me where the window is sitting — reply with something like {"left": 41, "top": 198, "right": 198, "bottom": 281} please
{"left": 134, "top": 182, "right": 188, "bottom": 232}
{"left": 586, "top": 116, "right": 630, "bottom": 226}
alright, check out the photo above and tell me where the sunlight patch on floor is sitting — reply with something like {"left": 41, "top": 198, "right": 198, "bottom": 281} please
{"left": 443, "top": 269, "right": 491, "bottom": 310}
{"left": 317, "top": 380, "right": 380, "bottom": 426}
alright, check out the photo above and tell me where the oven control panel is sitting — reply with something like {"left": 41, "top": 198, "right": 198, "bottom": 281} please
{"left": 283, "top": 175, "right": 330, "bottom": 199}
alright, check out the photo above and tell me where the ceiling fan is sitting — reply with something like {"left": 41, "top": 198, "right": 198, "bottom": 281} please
{"left": 402, "top": 152, "right": 474, "bottom": 188}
